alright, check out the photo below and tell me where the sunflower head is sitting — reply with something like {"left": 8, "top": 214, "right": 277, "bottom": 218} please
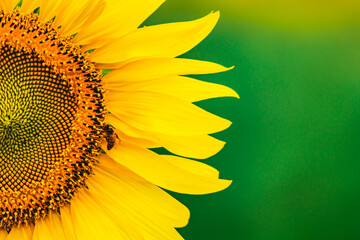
{"left": 0, "top": 0, "right": 238, "bottom": 239}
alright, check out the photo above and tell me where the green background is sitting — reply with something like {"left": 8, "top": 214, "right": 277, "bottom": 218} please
{"left": 146, "top": 1, "right": 360, "bottom": 240}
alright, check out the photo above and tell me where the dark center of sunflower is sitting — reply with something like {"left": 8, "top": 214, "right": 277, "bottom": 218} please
{"left": 0, "top": 10, "right": 106, "bottom": 231}
{"left": 0, "top": 45, "right": 76, "bottom": 191}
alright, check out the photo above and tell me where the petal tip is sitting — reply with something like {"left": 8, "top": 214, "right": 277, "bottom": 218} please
{"left": 223, "top": 179, "right": 233, "bottom": 189}
{"left": 232, "top": 89, "right": 240, "bottom": 99}
{"left": 205, "top": 11, "right": 220, "bottom": 27}
{"left": 212, "top": 11, "right": 221, "bottom": 19}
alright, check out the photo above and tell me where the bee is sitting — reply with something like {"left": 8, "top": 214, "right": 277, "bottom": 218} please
{"left": 103, "top": 124, "right": 119, "bottom": 150}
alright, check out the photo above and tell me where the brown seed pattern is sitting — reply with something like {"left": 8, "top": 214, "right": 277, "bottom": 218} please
{"left": 0, "top": 10, "right": 105, "bottom": 230}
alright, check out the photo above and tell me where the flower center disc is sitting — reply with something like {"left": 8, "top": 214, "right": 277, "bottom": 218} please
{"left": 0, "top": 10, "right": 105, "bottom": 230}
{"left": 0, "top": 45, "right": 76, "bottom": 191}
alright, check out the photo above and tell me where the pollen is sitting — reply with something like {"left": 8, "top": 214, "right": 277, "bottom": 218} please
{"left": 0, "top": 10, "right": 105, "bottom": 230}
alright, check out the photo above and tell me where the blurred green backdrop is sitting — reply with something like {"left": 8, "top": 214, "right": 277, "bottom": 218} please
{"left": 145, "top": 1, "right": 360, "bottom": 240}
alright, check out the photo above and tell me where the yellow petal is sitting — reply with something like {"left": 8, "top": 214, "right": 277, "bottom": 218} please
{"left": 97, "top": 154, "right": 190, "bottom": 227}
{"left": 107, "top": 115, "right": 225, "bottom": 159}
{"left": 106, "top": 75, "right": 239, "bottom": 102}
{"left": 106, "top": 113, "right": 154, "bottom": 139}
{"left": 155, "top": 134, "right": 226, "bottom": 159}
{"left": 71, "top": 189, "right": 137, "bottom": 240}
{"left": 32, "top": 213, "right": 65, "bottom": 240}
{"left": 115, "top": 128, "right": 160, "bottom": 148}
{"left": 0, "top": 230, "right": 7, "bottom": 240}
{"left": 22, "top": 0, "right": 61, "bottom": 22}
{"left": 164, "top": 155, "right": 220, "bottom": 178}
{"left": 105, "top": 141, "right": 232, "bottom": 194}
{"left": 90, "top": 12, "right": 220, "bottom": 65}
{"left": 74, "top": 0, "right": 165, "bottom": 47}
{"left": 53, "top": 0, "right": 105, "bottom": 36}
{"left": 20, "top": 0, "right": 38, "bottom": 13}
{"left": 103, "top": 58, "right": 232, "bottom": 83}
{"left": 62, "top": 1, "right": 105, "bottom": 36}
{"left": 106, "top": 114, "right": 159, "bottom": 148}
{"left": 98, "top": 154, "right": 148, "bottom": 182}
{"left": 6, "top": 225, "right": 32, "bottom": 240}
{"left": 106, "top": 91, "right": 231, "bottom": 136}
{"left": 88, "top": 167, "right": 187, "bottom": 237}
{"left": 0, "top": 0, "right": 18, "bottom": 12}
{"left": 60, "top": 205, "right": 77, "bottom": 240}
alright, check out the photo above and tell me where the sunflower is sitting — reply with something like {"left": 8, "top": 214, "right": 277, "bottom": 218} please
{"left": 0, "top": 0, "right": 238, "bottom": 239}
